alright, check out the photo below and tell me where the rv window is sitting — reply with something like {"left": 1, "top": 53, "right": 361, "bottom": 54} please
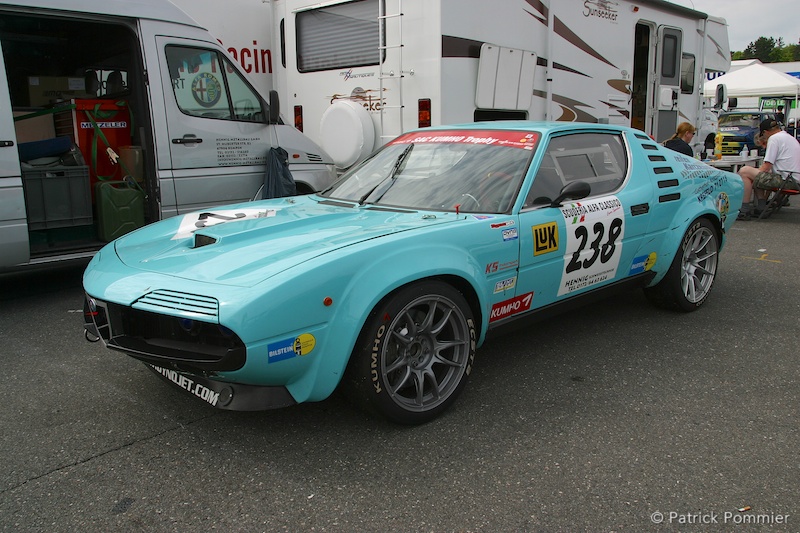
{"left": 661, "top": 34, "right": 679, "bottom": 79}
{"left": 525, "top": 132, "right": 627, "bottom": 206}
{"left": 296, "top": 0, "right": 384, "bottom": 72}
{"left": 165, "top": 45, "right": 264, "bottom": 122}
{"left": 680, "top": 53, "right": 695, "bottom": 94}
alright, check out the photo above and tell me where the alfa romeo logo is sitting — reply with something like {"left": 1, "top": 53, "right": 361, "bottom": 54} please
{"left": 191, "top": 72, "right": 222, "bottom": 108}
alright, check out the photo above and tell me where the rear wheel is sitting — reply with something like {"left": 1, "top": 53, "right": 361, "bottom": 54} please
{"left": 344, "top": 281, "right": 476, "bottom": 425}
{"left": 644, "top": 218, "right": 719, "bottom": 312}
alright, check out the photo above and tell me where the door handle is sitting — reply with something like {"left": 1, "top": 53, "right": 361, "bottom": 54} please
{"left": 0, "top": 140, "right": 14, "bottom": 147}
{"left": 172, "top": 136, "right": 203, "bottom": 145}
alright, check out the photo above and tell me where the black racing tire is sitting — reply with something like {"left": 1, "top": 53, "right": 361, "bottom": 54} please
{"left": 344, "top": 280, "right": 476, "bottom": 425}
{"left": 644, "top": 218, "right": 719, "bottom": 312}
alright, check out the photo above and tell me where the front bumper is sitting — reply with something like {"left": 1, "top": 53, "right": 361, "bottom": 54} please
{"left": 84, "top": 294, "right": 246, "bottom": 372}
{"left": 147, "top": 364, "right": 296, "bottom": 411}
{"left": 84, "top": 295, "right": 297, "bottom": 411}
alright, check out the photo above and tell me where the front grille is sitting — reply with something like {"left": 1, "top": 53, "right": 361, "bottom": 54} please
{"left": 89, "top": 296, "right": 245, "bottom": 372}
{"left": 133, "top": 290, "right": 219, "bottom": 320}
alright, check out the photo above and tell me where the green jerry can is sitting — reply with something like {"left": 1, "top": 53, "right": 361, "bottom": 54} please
{"left": 95, "top": 181, "right": 145, "bottom": 241}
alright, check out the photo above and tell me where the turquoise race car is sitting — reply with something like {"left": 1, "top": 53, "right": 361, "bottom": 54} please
{"left": 83, "top": 122, "right": 744, "bottom": 424}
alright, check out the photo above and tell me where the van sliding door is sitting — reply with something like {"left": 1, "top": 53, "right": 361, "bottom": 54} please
{"left": 0, "top": 41, "right": 29, "bottom": 268}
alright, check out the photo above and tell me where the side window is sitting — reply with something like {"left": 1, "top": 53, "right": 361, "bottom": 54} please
{"left": 296, "top": 0, "right": 383, "bottom": 72}
{"left": 165, "top": 45, "right": 264, "bottom": 122}
{"left": 680, "top": 53, "right": 695, "bottom": 94}
{"left": 525, "top": 133, "right": 628, "bottom": 207}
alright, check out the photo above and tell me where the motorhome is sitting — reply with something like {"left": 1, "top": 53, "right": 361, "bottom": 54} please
{"left": 272, "top": 0, "right": 731, "bottom": 168}
{"left": 0, "top": 0, "right": 335, "bottom": 269}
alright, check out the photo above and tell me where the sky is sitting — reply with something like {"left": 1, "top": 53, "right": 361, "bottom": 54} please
{"left": 670, "top": 0, "right": 799, "bottom": 53}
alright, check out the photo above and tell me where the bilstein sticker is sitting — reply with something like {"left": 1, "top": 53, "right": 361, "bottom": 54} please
{"left": 268, "top": 333, "right": 316, "bottom": 363}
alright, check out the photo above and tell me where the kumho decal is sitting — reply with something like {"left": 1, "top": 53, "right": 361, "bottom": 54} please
{"left": 490, "top": 292, "right": 534, "bottom": 323}
{"left": 390, "top": 130, "right": 539, "bottom": 150}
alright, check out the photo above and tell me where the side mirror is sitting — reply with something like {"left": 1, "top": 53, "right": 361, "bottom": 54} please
{"left": 551, "top": 181, "right": 591, "bottom": 207}
{"left": 268, "top": 90, "right": 280, "bottom": 124}
{"left": 714, "top": 84, "right": 727, "bottom": 110}
{"left": 728, "top": 97, "right": 738, "bottom": 109}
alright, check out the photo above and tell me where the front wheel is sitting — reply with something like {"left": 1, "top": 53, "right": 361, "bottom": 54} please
{"left": 344, "top": 281, "right": 476, "bottom": 425}
{"left": 644, "top": 218, "right": 719, "bottom": 312}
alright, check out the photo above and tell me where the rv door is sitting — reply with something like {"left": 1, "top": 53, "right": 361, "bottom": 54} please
{"left": 156, "top": 36, "right": 275, "bottom": 215}
{"left": 0, "top": 41, "right": 29, "bottom": 268}
{"left": 654, "top": 26, "right": 682, "bottom": 143}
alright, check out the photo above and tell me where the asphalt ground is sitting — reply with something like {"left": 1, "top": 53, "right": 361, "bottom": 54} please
{"left": 1, "top": 207, "right": 798, "bottom": 532}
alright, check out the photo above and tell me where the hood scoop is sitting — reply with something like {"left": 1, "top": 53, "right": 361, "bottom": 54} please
{"left": 193, "top": 233, "right": 218, "bottom": 248}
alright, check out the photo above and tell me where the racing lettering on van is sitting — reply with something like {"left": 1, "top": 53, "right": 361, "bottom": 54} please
{"left": 558, "top": 196, "right": 625, "bottom": 296}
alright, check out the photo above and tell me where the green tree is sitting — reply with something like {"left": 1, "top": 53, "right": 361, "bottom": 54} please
{"left": 733, "top": 36, "right": 800, "bottom": 63}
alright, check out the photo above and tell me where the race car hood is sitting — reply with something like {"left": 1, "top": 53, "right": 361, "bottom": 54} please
{"left": 112, "top": 196, "right": 458, "bottom": 287}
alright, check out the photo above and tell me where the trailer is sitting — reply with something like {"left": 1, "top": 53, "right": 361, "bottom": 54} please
{"left": 273, "top": 0, "right": 731, "bottom": 168}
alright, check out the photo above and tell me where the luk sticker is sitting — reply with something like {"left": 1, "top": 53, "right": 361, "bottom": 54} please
{"left": 192, "top": 72, "right": 222, "bottom": 107}
{"left": 490, "top": 292, "right": 533, "bottom": 323}
{"left": 268, "top": 333, "right": 316, "bottom": 363}
{"left": 532, "top": 221, "right": 559, "bottom": 256}
{"left": 558, "top": 196, "right": 624, "bottom": 296}
{"left": 172, "top": 208, "right": 277, "bottom": 240}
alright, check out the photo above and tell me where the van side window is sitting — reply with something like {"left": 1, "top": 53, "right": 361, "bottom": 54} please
{"left": 165, "top": 45, "right": 264, "bottom": 122}
{"left": 525, "top": 132, "right": 628, "bottom": 207}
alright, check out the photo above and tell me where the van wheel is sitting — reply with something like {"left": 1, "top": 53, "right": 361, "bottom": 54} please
{"left": 644, "top": 218, "right": 719, "bottom": 312}
{"left": 344, "top": 281, "right": 476, "bottom": 425}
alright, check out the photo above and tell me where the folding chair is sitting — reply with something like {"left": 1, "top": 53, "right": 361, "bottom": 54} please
{"left": 758, "top": 173, "right": 799, "bottom": 219}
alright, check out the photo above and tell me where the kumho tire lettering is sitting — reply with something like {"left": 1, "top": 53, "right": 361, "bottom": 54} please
{"left": 344, "top": 281, "right": 476, "bottom": 425}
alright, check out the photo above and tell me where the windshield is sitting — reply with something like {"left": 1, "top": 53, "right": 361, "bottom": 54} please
{"left": 321, "top": 130, "right": 538, "bottom": 213}
{"left": 719, "top": 113, "right": 763, "bottom": 128}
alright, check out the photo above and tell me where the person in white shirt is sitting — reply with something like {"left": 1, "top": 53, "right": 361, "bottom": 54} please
{"left": 737, "top": 119, "right": 800, "bottom": 220}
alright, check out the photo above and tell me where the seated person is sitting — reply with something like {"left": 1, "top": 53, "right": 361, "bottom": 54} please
{"left": 662, "top": 122, "right": 695, "bottom": 157}
{"left": 737, "top": 119, "right": 800, "bottom": 220}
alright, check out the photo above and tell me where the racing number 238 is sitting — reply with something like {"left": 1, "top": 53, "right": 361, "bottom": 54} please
{"left": 565, "top": 218, "right": 623, "bottom": 273}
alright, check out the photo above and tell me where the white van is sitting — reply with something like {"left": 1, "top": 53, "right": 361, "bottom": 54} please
{"left": 0, "top": 0, "right": 336, "bottom": 269}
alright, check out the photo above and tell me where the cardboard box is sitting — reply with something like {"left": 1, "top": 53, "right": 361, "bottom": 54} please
{"left": 13, "top": 111, "right": 56, "bottom": 143}
{"left": 27, "top": 76, "right": 94, "bottom": 107}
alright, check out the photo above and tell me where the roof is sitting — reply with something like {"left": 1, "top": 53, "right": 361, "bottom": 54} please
{"left": 0, "top": 0, "right": 199, "bottom": 27}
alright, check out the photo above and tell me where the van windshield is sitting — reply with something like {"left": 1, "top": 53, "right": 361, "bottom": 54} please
{"left": 719, "top": 114, "right": 763, "bottom": 128}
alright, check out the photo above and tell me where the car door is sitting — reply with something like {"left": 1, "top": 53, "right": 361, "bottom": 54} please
{"left": 0, "top": 41, "right": 29, "bottom": 268}
{"left": 156, "top": 36, "right": 272, "bottom": 214}
{"left": 514, "top": 130, "right": 656, "bottom": 311}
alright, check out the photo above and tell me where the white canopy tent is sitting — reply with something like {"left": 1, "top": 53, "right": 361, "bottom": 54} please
{"left": 703, "top": 63, "right": 800, "bottom": 99}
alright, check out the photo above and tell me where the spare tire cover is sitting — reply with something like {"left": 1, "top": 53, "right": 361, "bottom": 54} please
{"left": 319, "top": 100, "right": 376, "bottom": 169}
